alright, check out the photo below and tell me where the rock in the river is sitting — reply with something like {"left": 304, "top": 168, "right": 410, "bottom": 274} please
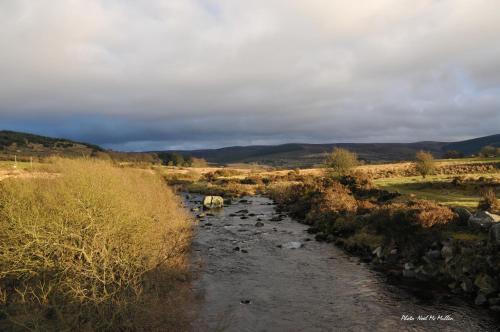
{"left": 468, "top": 211, "right": 500, "bottom": 229}
{"left": 315, "top": 233, "right": 327, "bottom": 242}
{"left": 283, "top": 242, "right": 303, "bottom": 249}
{"left": 326, "top": 234, "right": 335, "bottom": 243}
{"left": 203, "top": 196, "right": 224, "bottom": 210}
{"left": 255, "top": 221, "right": 264, "bottom": 227}
{"left": 489, "top": 223, "right": 500, "bottom": 245}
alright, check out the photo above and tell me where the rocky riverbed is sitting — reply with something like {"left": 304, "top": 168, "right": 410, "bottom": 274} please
{"left": 186, "top": 194, "right": 499, "bottom": 332}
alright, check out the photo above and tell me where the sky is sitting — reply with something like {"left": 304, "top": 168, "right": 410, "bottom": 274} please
{"left": 1, "top": 0, "right": 499, "bottom": 151}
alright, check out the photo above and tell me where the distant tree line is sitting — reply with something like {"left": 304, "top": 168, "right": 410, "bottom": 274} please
{"left": 156, "top": 152, "right": 208, "bottom": 167}
{"left": 443, "top": 150, "right": 464, "bottom": 159}
{"left": 94, "top": 151, "right": 207, "bottom": 166}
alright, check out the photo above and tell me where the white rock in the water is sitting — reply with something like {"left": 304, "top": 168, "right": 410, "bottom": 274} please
{"left": 283, "top": 241, "right": 303, "bottom": 249}
{"left": 203, "top": 196, "right": 224, "bottom": 209}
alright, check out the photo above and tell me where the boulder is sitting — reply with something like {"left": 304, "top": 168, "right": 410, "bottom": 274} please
{"left": 488, "top": 297, "right": 500, "bottom": 306}
{"left": 474, "top": 274, "right": 498, "bottom": 296}
{"left": 203, "top": 196, "right": 224, "bottom": 210}
{"left": 452, "top": 207, "right": 472, "bottom": 225}
{"left": 372, "top": 246, "right": 383, "bottom": 259}
{"left": 489, "top": 223, "right": 500, "bottom": 245}
{"left": 404, "top": 262, "right": 415, "bottom": 270}
{"left": 426, "top": 249, "right": 441, "bottom": 260}
{"left": 475, "top": 293, "right": 487, "bottom": 306}
{"left": 441, "top": 245, "right": 454, "bottom": 263}
{"left": 461, "top": 278, "right": 474, "bottom": 293}
{"left": 402, "top": 269, "right": 416, "bottom": 278}
{"left": 468, "top": 211, "right": 500, "bottom": 229}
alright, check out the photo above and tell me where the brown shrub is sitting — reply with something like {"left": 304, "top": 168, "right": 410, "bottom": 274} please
{"left": 478, "top": 187, "right": 499, "bottom": 212}
{"left": 240, "top": 175, "right": 264, "bottom": 185}
{"left": 0, "top": 158, "right": 192, "bottom": 330}
{"left": 407, "top": 200, "right": 456, "bottom": 228}
{"left": 306, "top": 182, "right": 357, "bottom": 223}
{"left": 213, "top": 168, "right": 244, "bottom": 177}
{"left": 339, "top": 171, "right": 374, "bottom": 193}
{"left": 356, "top": 200, "right": 378, "bottom": 214}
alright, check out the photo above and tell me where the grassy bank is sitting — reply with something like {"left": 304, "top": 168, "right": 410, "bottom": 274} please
{"left": 0, "top": 158, "right": 192, "bottom": 331}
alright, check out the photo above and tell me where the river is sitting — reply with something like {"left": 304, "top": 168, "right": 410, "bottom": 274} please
{"left": 185, "top": 194, "right": 499, "bottom": 332}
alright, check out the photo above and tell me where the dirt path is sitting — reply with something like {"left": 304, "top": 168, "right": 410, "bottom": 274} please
{"left": 186, "top": 195, "right": 498, "bottom": 332}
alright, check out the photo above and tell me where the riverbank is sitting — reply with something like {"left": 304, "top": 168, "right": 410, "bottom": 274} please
{"left": 266, "top": 175, "right": 500, "bottom": 316}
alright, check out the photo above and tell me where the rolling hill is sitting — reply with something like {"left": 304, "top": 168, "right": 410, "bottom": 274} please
{"left": 442, "top": 134, "right": 500, "bottom": 155}
{"left": 168, "top": 134, "right": 500, "bottom": 167}
{"left": 0, "top": 130, "right": 104, "bottom": 161}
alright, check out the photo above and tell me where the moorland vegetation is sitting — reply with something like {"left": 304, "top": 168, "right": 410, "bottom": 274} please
{"left": 0, "top": 158, "right": 192, "bottom": 331}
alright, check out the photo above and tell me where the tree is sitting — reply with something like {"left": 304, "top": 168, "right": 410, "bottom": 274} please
{"left": 415, "top": 150, "right": 435, "bottom": 178}
{"left": 324, "top": 148, "right": 359, "bottom": 177}
{"left": 479, "top": 145, "right": 499, "bottom": 157}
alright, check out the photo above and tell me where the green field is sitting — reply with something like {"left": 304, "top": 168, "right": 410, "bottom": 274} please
{"left": 374, "top": 173, "right": 500, "bottom": 208}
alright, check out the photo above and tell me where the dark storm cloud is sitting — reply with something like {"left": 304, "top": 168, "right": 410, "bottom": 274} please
{"left": 1, "top": 0, "right": 499, "bottom": 150}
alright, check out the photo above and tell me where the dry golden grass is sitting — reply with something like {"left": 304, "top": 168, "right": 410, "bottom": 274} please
{"left": 0, "top": 158, "right": 192, "bottom": 331}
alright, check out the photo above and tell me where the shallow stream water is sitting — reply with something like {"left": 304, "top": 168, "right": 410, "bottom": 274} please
{"left": 186, "top": 194, "right": 499, "bottom": 332}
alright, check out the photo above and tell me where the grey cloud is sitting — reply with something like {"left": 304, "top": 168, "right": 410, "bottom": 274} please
{"left": 0, "top": 0, "right": 499, "bottom": 150}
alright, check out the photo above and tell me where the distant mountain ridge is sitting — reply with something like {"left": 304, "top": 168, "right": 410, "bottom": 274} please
{"left": 442, "top": 134, "right": 500, "bottom": 155}
{"left": 1, "top": 129, "right": 498, "bottom": 166}
{"left": 167, "top": 134, "right": 500, "bottom": 166}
